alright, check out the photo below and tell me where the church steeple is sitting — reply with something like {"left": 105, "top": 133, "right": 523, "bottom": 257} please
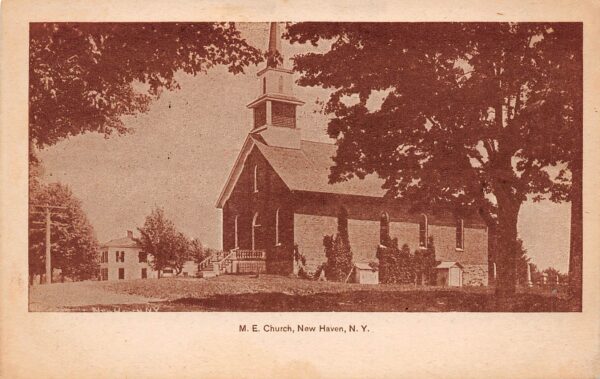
{"left": 267, "top": 22, "right": 282, "bottom": 68}
{"left": 247, "top": 22, "right": 304, "bottom": 148}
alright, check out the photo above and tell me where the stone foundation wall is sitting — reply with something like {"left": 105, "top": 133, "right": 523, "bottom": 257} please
{"left": 462, "top": 264, "right": 488, "bottom": 286}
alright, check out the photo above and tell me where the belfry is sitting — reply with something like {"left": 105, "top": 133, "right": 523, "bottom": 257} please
{"left": 246, "top": 22, "right": 304, "bottom": 149}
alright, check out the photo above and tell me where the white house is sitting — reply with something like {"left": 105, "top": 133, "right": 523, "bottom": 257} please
{"left": 99, "top": 230, "right": 198, "bottom": 280}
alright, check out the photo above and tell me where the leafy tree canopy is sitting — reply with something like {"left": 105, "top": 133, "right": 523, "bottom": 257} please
{"left": 30, "top": 22, "right": 263, "bottom": 148}
{"left": 286, "top": 23, "right": 579, "bottom": 210}
{"left": 29, "top": 175, "right": 99, "bottom": 280}
{"left": 286, "top": 22, "right": 581, "bottom": 295}
{"left": 136, "top": 207, "right": 191, "bottom": 277}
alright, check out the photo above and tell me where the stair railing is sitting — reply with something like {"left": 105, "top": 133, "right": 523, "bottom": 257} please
{"left": 216, "top": 251, "right": 234, "bottom": 274}
{"left": 198, "top": 254, "right": 215, "bottom": 271}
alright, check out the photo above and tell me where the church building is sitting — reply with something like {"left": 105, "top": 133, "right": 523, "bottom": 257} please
{"left": 216, "top": 23, "right": 489, "bottom": 286}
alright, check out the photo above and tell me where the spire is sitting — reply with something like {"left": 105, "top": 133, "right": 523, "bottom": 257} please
{"left": 267, "top": 22, "right": 282, "bottom": 68}
{"left": 245, "top": 21, "right": 304, "bottom": 148}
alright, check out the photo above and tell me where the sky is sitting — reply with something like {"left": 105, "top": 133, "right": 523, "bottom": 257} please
{"left": 37, "top": 23, "right": 571, "bottom": 273}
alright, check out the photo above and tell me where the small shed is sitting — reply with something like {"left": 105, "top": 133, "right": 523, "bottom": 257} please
{"left": 354, "top": 263, "right": 379, "bottom": 284}
{"left": 435, "top": 261, "right": 463, "bottom": 287}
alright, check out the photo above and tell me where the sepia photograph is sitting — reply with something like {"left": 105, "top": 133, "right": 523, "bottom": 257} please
{"left": 27, "top": 21, "right": 582, "bottom": 312}
{"left": 3, "top": 1, "right": 600, "bottom": 378}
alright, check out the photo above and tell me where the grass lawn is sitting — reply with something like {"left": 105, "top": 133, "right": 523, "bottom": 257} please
{"left": 59, "top": 274, "right": 576, "bottom": 312}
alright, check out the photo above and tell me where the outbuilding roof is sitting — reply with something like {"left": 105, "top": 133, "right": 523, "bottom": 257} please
{"left": 355, "top": 262, "right": 377, "bottom": 270}
{"left": 436, "top": 261, "right": 464, "bottom": 269}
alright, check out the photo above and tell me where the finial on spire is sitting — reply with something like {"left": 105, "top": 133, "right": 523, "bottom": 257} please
{"left": 267, "top": 22, "right": 282, "bottom": 68}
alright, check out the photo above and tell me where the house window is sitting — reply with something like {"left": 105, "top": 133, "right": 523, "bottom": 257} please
{"left": 262, "top": 77, "right": 266, "bottom": 94}
{"left": 141, "top": 268, "right": 147, "bottom": 279}
{"left": 101, "top": 268, "right": 108, "bottom": 281}
{"left": 118, "top": 268, "right": 125, "bottom": 280}
{"left": 419, "top": 215, "right": 428, "bottom": 248}
{"left": 138, "top": 251, "right": 147, "bottom": 263}
{"left": 253, "top": 165, "right": 258, "bottom": 192}
{"left": 234, "top": 215, "right": 239, "bottom": 248}
{"left": 456, "top": 219, "right": 464, "bottom": 250}
{"left": 275, "top": 208, "right": 281, "bottom": 245}
{"left": 120, "top": 251, "right": 125, "bottom": 262}
{"left": 278, "top": 76, "right": 283, "bottom": 93}
{"left": 380, "top": 212, "right": 390, "bottom": 245}
{"left": 252, "top": 212, "right": 260, "bottom": 250}
{"left": 115, "top": 251, "right": 119, "bottom": 262}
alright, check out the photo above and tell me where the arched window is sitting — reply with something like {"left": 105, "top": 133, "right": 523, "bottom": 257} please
{"left": 262, "top": 77, "right": 266, "bottom": 94}
{"left": 456, "top": 218, "right": 464, "bottom": 250}
{"left": 253, "top": 164, "right": 258, "bottom": 193}
{"left": 275, "top": 208, "right": 280, "bottom": 245}
{"left": 234, "top": 215, "right": 239, "bottom": 248}
{"left": 419, "top": 214, "right": 428, "bottom": 248}
{"left": 278, "top": 76, "right": 284, "bottom": 93}
{"left": 252, "top": 212, "right": 260, "bottom": 250}
{"left": 380, "top": 212, "right": 390, "bottom": 245}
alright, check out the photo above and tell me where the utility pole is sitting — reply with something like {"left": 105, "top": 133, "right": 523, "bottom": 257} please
{"left": 30, "top": 204, "right": 67, "bottom": 284}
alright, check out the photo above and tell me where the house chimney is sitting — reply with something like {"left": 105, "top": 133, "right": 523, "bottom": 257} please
{"left": 127, "top": 230, "right": 133, "bottom": 239}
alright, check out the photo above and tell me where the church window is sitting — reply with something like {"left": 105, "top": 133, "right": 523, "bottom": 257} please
{"left": 456, "top": 219, "right": 464, "bottom": 250}
{"left": 234, "top": 215, "right": 239, "bottom": 248}
{"left": 275, "top": 208, "right": 281, "bottom": 245}
{"left": 380, "top": 212, "right": 390, "bottom": 245}
{"left": 262, "top": 77, "right": 266, "bottom": 94}
{"left": 278, "top": 76, "right": 283, "bottom": 93}
{"left": 253, "top": 165, "right": 258, "bottom": 192}
{"left": 252, "top": 212, "right": 260, "bottom": 250}
{"left": 419, "top": 215, "right": 428, "bottom": 248}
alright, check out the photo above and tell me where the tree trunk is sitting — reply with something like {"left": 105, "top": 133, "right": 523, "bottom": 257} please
{"left": 568, "top": 22, "right": 583, "bottom": 311}
{"left": 494, "top": 198, "right": 521, "bottom": 297}
{"left": 487, "top": 224, "right": 498, "bottom": 286}
{"left": 568, "top": 163, "right": 582, "bottom": 310}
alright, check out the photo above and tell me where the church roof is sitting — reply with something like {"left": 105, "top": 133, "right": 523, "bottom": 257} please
{"left": 254, "top": 137, "right": 386, "bottom": 197}
{"left": 216, "top": 134, "right": 386, "bottom": 208}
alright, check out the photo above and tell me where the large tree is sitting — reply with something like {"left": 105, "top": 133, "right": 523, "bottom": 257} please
{"left": 136, "top": 207, "right": 189, "bottom": 278}
{"left": 286, "top": 22, "right": 581, "bottom": 296}
{"left": 29, "top": 169, "right": 100, "bottom": 282}
{"left": 29, "top": 22, "right": 263, "bottom": 149}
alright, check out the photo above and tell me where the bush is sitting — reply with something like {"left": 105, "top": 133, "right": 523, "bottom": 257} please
{"left": 323, "top": 234, "right": 353, "bottom": 282}
{"left": 266, "top": 243, "right": 293, "bottom": 275}
{"left": 322, "top": 207, "right": 354, "bottom": 282}
{"left": 414, "top": 236, "right": 437, "bottom": 285}
{"left": 376, "top": 239, "right": 414, "bottom": 284}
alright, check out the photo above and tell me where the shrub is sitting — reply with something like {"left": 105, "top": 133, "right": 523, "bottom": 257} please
{"left": 414, "top": 236, "right": 438, "bottom": 285}
{"left": 323, "top": 234, "right": 353, "bottom": 282}
{"left": 376, "top": 239, "right": 414, "bottom": 284}
{"left": 322, "top": 207, "right": 354, "bottom": 282}
{"left": 267, "top": 243, "right": 293, "bottom": 275}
